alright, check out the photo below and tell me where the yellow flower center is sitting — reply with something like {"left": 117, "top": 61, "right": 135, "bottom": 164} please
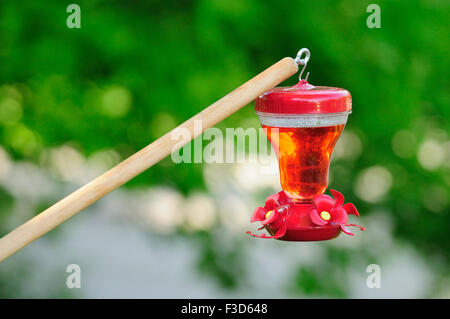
{"left": 320, "top": 211, "right": 331, "bottom": 221}
{"left": 265, "top": 210, "right": 273, "bottom": 219}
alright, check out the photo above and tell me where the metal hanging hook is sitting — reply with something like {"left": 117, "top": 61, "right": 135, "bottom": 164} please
{"left": 294, "top": 48, "right": 310, "bottom": 81}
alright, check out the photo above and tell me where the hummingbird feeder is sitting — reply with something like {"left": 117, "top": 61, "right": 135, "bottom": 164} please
{"left": 247, "top": 49, "right": 365, "bottom": 241}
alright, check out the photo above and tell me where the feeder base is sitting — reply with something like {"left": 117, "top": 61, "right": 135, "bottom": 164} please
{"left": 267, "top": 225, "right": 342, "bottom": 242}
{"left": 247, "top": 190, "right": 364, "bottom": 241}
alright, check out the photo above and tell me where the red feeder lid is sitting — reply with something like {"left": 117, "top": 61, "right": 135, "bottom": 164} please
{"left": 255, "top": 81, "right": 352, "bottom": 114}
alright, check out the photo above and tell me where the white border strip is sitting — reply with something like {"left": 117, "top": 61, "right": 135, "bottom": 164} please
{"left": 256, "top": 111, "right": 350, "bottom": 128}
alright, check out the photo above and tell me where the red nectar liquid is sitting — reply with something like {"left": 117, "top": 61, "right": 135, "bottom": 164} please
{"left": 263, "top": 124, "right": 344, "bottom": 202}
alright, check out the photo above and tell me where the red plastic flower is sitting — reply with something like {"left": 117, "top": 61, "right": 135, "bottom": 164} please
{"left": 309, "top": 189, "right": 361, "bottom": 235}
{"left": 247, "top": 192, "right": 290, "bottom": 239}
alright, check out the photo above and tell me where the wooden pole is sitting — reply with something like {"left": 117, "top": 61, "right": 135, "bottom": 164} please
{"left": 0, "top": 57, "right": 299, "bottom": 262}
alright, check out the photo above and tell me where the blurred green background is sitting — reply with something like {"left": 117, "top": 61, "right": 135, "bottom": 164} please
{"left": 0, "top": 0, "right": 449, "bottom": 298}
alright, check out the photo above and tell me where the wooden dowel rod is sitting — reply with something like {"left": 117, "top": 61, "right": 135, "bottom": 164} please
{"left": 0, "top": 57, "right": 299, "bottom": 262}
